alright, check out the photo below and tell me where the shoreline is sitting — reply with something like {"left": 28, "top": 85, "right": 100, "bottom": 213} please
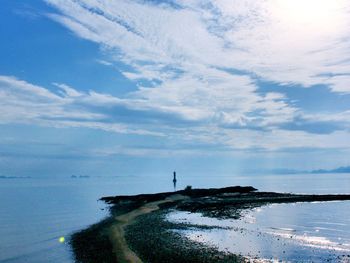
{"left": 71, "top": 186, "right": 350, "bottom": 263}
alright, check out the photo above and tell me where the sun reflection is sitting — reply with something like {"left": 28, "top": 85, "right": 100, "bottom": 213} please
{"left": 268, "top": 231, "right": 350, "bottom": 252}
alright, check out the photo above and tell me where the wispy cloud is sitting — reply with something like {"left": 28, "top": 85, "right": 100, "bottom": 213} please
{"left": 3, "top": 0, "right": 350, "bottom": 153}
{"left": 45, "top": 0, "right": 304, "bottom": 128}
{"left": 0, "top": 75, "right": 161, "bottom": 136}
{"left": 3, "top": 74, "right": 350, "bottom": 152}
{"left": 45, "top": 0, "right": 350, "bottom": 91}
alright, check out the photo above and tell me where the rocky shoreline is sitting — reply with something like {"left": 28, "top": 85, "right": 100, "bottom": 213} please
{"left": 70, "top": 186, "right": 350, "bottom": 263}
{"left": 125, "top": 209, "right": 245, "bottom": 263}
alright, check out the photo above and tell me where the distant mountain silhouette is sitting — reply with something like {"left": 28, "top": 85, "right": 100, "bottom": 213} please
{"left": 267, "top": 166, "right": 350, "bottom": 175}
{"left": 310, "top": 166, "right": 350, "bottom": 174}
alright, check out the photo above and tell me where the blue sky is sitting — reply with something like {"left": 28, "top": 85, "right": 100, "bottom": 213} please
{"left": 1, "top": 0, "right": 350, "bottom": 176}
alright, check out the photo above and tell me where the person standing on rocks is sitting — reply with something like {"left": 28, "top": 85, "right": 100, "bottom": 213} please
{"left": 173, "top": 171, "right": 177, "bottom": 191}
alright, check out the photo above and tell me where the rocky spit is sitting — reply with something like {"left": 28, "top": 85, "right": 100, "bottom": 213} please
{"left": 70, "top": 186, "right": 350, "bottom": 263}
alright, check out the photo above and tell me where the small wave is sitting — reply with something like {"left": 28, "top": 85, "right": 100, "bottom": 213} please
{"left": 267, "top": 231, "right": 350, "bottom": 252}
{"left": 312, "top": 221, "right": 347, "bottom": 226}
{"left": 269, "top": 227, "right": 296, "bottom": 232}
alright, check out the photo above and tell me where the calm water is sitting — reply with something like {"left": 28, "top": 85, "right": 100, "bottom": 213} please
{"left": 168, "top": 202, "right": 350, "bottom": 262}
{"left": 0, "top": 173, "right": 349, "bottom": 262}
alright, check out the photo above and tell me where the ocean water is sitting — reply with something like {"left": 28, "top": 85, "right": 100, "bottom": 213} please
{"left": 0, "top": 173, "right": 349, "bottom": 262}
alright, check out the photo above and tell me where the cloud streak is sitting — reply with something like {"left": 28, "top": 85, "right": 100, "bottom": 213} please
{"left": 3, "top": 0, "right": 350, "bottom": 153}
{"left": 45, "top": 0, "right": 305, "bottom": 128}
{"left": 0, "top": 75, "right": 161, "bottom": 136}
{"left": 46, "top": 0, "right": 350, "bottom": 91}
{"left": 3, "top": 74, "right": 350, "bottom": 152}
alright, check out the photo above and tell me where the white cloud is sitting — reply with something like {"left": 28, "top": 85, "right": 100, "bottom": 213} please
{"left": 127, "top": 69, "right": 296, "bottom": 126}
{"left": 324, "top": 75, "right": 350, "bottom": 93}
{"left": 43, "top": 0, "right": 350, "bottom": 132}
{"left": 3, "top": 0, "right": 349, "bottom": 152}
{"left": 302, "top": 110, "right": 350, "bottom": 126}
{"left": 180, "top": 126, "right": 350, "bottom": 151}
{"left": 53, "top": 83, "right": 82, "bottom": 97}
{"left": 0, "top": 75, "right": 161, "bottom": 136}
{"left": 95, "top": 59, "right": 113, "bottom": 66}
{"left": 3, "top": 74, "right": 350, "bottom": 151}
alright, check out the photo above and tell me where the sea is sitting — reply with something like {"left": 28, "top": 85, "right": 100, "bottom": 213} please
{"left": 0, "top": 173, "right": 349, "bottom": 262}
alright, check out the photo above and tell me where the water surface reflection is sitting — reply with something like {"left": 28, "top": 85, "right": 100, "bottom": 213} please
{"left": 167, "top": 201, "right": 350, "bottom": 262}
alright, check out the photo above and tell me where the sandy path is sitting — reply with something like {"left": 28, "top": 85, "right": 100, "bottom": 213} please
{"left": 109, "top": 194, "right": 188, "bottom": 263}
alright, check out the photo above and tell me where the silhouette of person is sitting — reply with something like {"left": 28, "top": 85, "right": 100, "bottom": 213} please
{"left": 173, "top": 171, "right": 177, "bottom": 191}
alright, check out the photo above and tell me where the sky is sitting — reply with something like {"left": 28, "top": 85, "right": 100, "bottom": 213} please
{"left": 1, "top": 0, "right": 350, "bottom": 176}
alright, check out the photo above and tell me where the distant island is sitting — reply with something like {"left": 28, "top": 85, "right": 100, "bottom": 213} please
{"left": 267, "top": 166, "right": 350, "bottom": 175}
{"left": 0, "top": 175, "right": 31, "bottom": 179}
{"left": 71, "top": 175, "right": 90, "bottom": 178}
{"left": 309, "top": 166, "right": 350, "bottom": 174}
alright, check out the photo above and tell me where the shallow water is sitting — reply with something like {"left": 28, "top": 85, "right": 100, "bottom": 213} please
{"left": 167, "top": 201, "right": 350, "bottom": 262}
{"left": 0, "top": 173, "right": 349, "bottom": 262}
